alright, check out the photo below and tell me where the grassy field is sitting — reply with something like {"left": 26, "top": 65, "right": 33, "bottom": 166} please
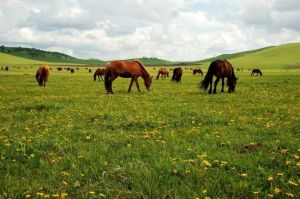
{"left": 0, "top": 66, "right": 299, "bottom": 198}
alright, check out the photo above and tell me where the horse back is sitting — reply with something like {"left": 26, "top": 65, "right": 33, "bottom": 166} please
{"left": 213, "top": 60, "right": 233, "bottom": 78}
{"left": 108, "top": 61, "right": 143, "bottom": 77}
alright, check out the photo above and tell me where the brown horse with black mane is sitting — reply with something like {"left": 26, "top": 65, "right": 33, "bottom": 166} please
{"left": 36, "top": 64, "right": 50, "bottom": 86}
{"left": 251, "top": 69, "right": 262, "bottom": 76}
{"left": 105, "top": 61, "right": 152, "bottom": 94}
{"left": 193, "top": 68, "right": 203, "bottom": 76}
{"left": 94, "top": 68, "right": 106, "bottom": 81}
{"left": 156, "top": 68, "right": 169, "bottom": 80}
{"left": 201, "top": 60, "right": 237, "bottom": 94}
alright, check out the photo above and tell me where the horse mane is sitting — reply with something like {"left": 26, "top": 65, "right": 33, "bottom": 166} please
{"left": 133, "top": 61, "right": 150, "bottom": 78}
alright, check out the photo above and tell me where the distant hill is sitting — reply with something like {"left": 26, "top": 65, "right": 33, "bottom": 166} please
{"left": 228, "top": 43, "right": 300, "bottom": 69}
{"left": 188, "top": 46, "right": 275, "bottom": 65}
{"left": 1, "top": 43, "right": 300, "bottom": 69}
{"left": 123, "top": 57, "right": 177, "bottom": 66}
{"left": 0, "top": 46, "right": 105, "bottom": 65}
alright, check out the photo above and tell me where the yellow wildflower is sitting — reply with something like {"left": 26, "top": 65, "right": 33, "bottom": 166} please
{"left": 253, "top": 191, "right": 259, "bottom": 195}
{"left": 240, "top": 173, "right": 247, "bottom": 177}
{"left": 288, "top": 180, "right": 298, "bottom": 186}
{"left": 286, "top": 192, "right": 294, "bottom": 198}
{"left": 274, "top": 187, "right": 281, "bottom": 194}
{"left": 267, "top": 176, "right": 273, "bottom": 181}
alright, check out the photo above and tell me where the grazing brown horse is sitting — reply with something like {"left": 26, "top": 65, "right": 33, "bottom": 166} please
{"left": 71, "top": 68, "right": 75, "bottom": 73}
{"left": 251, "top": 69, "right": 262, "bottom": 76}
{"left": 93, "top": 68, "right": 106, "bottom": 81}
{"left": 171, "top": 67, "right": 183, "bottom": 83}
{"left": 201, "top": 60, "right": 237, "bottom": 94}
{"left": 36, "top": 64, "right": 50, "bottom": 86}
{"left": 105, "top": 61, "right": 152, "bottom": 94}
{"left": 156, "top": 68, "right": 169, "bottom": 80}
{"left": 193, "top": 69, "right": 203, "bottom": 76}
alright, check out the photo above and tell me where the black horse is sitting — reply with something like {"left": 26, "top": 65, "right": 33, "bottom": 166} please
{"left": 251, "top": 69, "right": 262, "bottom": 76}
{"left": 201, "top": 60, "right": 238, "bottom": 94}
{"left": 171, "top": 67, "right": 183, "bottom": 83}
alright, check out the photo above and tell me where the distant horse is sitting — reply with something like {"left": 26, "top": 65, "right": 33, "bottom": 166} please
{"left": 251, "top": 69, "right": 262, "bottom": 76}
{"left": 156, "top": 68, "right": 169, "bottom": 80}
{"left": 193, "top": 69, "right": 203, "bottom": 76}
{"left": 171, "top": 67, "right": 183, "bottom": 83}
{"left": 88, "top": 69, "right": 92, "bottom": 73}
{"left": 57, "top": 67, "right": 63, "bottom": 71}
{"left": 5, "top": 66, "right": 9, "bottom": 71}
{"left": 105, "top": 61, "right": 152, "bottom": 94}
{"left": 201, "top": 60, "right": 238, "bottom": 94}
{"left": 94, "top": 68, "right": 106, "bottom": 81}
{"left": 36, "top": 64, "right": 50, "bottom": 86}
{"left": 71, "top": 69, "right": 75, "bottom": 73}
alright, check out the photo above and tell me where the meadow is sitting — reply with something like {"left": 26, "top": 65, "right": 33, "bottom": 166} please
{"left": 0, "top": 66, "right": 299, "bottom": 198}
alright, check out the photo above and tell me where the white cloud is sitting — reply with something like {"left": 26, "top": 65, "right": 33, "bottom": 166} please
{"left": 0, "top": 0, "right": 299, "bottom": 61}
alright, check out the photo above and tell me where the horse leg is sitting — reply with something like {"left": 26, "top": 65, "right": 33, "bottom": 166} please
{"left": 135, "top": 78, "right": 140, "bottom": 92}
{"left": 128, "top": 78, "right": 135, "bottom": 92}
{"left": 221, "top": 78, "right": 225, "bottom": 92}
{"left": 213, "top": 78, "right": 220, "bottom": 94}
{"left": 208, "top": 79, "right": 213, "bottom": 94}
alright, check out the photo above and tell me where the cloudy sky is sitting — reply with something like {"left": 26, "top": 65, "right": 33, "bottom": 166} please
{"left": 0, "top": 0, "right": 299, "bottom": 61}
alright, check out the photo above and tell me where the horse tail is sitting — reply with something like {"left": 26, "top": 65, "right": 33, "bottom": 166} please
{"left": 93, "top": 71, "right": 97, "bottom": 81}
{"left": 104, "top": 64, "right": 111, "bottom": 92}
{"left": 200, "top": 63, "right": 214, "bottom": 90}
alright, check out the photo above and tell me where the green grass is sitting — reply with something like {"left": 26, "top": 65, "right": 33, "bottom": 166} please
{"left": 0, "top": 66, "right": 299, "bottom": 198}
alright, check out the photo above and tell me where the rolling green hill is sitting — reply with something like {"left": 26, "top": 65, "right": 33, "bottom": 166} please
{"left": 188, "top": 46, "right": 275, "bottom": 65}
{"left": 1, "top": 43, "right": 300, "bottom": 68}
{"left": 0, "top": 52, "right": 85, "bottom": 66}
{"left": 0, "top": 46, "right": 105, "bottom": 65}
{"left": 229, "top": 43, "right": 300, "bottom": 69}
{"left": 124, "top": 57, "right": 176, "bottom": 66}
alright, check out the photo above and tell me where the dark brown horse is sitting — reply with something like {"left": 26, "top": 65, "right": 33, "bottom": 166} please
{"left": 201, "top": 60, "right": 237, "bottom": 94}
{"left": 156, "top": 68, "right": 169, "bottom": 80}
{"left": 94, "top": 68, "right": 106, "bottom": 81}
{"left": 105, "top": 61, "right": 152, "bottom": 94}
{"left": 193, "top": 69, "right": 203, "bottom": 76}
{"left": 171, "top": 67, "right": 183, "bottom": 83}
{"left": 251, "top": 69, "right": 262, "bottom": 76}
{"left": 36, "top": 64, "right": 50, "bottom": 86}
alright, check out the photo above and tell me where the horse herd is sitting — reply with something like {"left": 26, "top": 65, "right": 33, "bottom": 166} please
{"left": 32, "top": 60, "right": 263, "bottom": 94}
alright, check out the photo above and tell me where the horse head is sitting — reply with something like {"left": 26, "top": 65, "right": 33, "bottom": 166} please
{"left": 145, "top": 76, "right": 153, "bottom": 91}
{"left": 229, "top": 76, "right": 238, "bottom": 92}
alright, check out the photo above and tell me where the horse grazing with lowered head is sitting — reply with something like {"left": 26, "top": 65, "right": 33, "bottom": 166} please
{"left": 36, "top": 64, "right": 50, "bottom": 86}
{"left": 171, "top": 67, "right": 183, "bottom": 83}
{"left": 193, "top": 69, "right": 203, "bottom": 76}
{"left": 105, "top": 61, "right": 152, "bottom": 94}
{"left": 251, "top": 69, "right": 262, "bottom": 76}
{"left": 156, "top": 68, "right": 169, "bottom": 80}
{"left": 201, "top": 60, "right": 238, "bottom": 94}
{"left": 94, "top": 68, "right": 106, "bottom": 81}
